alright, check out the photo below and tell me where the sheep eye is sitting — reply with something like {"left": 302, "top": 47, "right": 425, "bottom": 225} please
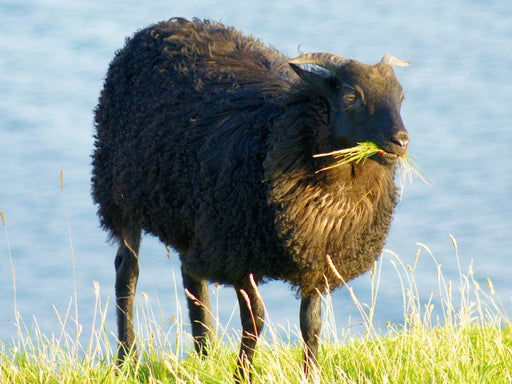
{"left": 343, "top": 93, "right": 357, "bottom": 104}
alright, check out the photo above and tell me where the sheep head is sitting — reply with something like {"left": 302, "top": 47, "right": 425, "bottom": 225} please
{"left": 289, "top": 53, "right": 410, "bottom": 164}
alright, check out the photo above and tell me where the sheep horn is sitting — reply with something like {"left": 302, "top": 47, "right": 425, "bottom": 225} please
{"left": 380, "top": 54, "right": 410, "bottom": 68}
{"left": 289, "top": 53, "right": 349, "bottom": 74}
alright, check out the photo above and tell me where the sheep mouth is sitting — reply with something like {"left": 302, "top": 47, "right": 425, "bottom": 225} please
{"left": 375, "top": 150, "right": 400, "bottom": 162}
{"left": 370, "top": 149, "right": 404, "bottom": 167}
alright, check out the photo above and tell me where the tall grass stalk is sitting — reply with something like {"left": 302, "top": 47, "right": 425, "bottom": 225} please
{"left": 2, "top": 210, "right": 24, "bottom": 351}
{"left": 60, "top": 170, "right": 81, "bottom": 361}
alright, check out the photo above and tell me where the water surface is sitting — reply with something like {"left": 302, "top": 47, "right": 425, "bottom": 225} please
{"left": 1, "top": 0, "right": 511, "bottom": 344}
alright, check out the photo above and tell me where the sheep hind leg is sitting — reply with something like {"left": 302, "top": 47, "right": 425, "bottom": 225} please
{"left": 234, "top": 277, "right": 265, "bottom": 383}
{"left": 114, "top": 225, "right": 141, "bottom": 364}
{"left": 182, "top": 269, "right": 214, "bottom": 356}
{"left": 300, "top": 292, "right": 322, "bottom": 383}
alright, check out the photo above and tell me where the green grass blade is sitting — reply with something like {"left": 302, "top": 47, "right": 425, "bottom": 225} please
{"left": 314, "top": 142, "right": 430, "bottom": 190}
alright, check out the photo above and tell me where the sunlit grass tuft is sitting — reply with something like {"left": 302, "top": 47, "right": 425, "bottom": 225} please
{"left": 313, "top": 142, "right": 432, "bottom": 197}
{"left": 313, "top": 142, "right": 384, "bottom": 172}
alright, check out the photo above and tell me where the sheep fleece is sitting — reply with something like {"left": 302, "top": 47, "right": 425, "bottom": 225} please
{"left": 92, "top": 18, "right": 398, "bottom": 295}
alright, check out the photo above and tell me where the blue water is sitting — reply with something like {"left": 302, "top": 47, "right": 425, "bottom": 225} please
{"left": 1, "top": 0, "right": 511, "bottom": 345}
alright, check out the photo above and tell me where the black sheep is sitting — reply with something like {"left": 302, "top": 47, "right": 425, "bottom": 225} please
{"left": 92, "top": 17, "right": 410, "bottom": 381}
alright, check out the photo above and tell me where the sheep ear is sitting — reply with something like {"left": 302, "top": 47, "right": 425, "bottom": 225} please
{"left": 289, "top": 62, "right": 336, "bottom": 98}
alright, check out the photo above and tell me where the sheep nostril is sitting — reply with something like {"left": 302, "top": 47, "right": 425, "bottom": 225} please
{"left": 391, "top": 132, "right": 409, "bottom": 149}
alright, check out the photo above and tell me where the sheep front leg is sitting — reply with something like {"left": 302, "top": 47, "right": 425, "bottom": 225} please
{"left": 234, "top": 277, "right": 265, "bottom": 383}
{"left": 182, "top": 269, "right": 214, "bottom": 355}
{"left": 300, "top": 292, "right": 322, "bottom": 381}
{"left": 114, "top": 226, "right": 141, "bottom": 363}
